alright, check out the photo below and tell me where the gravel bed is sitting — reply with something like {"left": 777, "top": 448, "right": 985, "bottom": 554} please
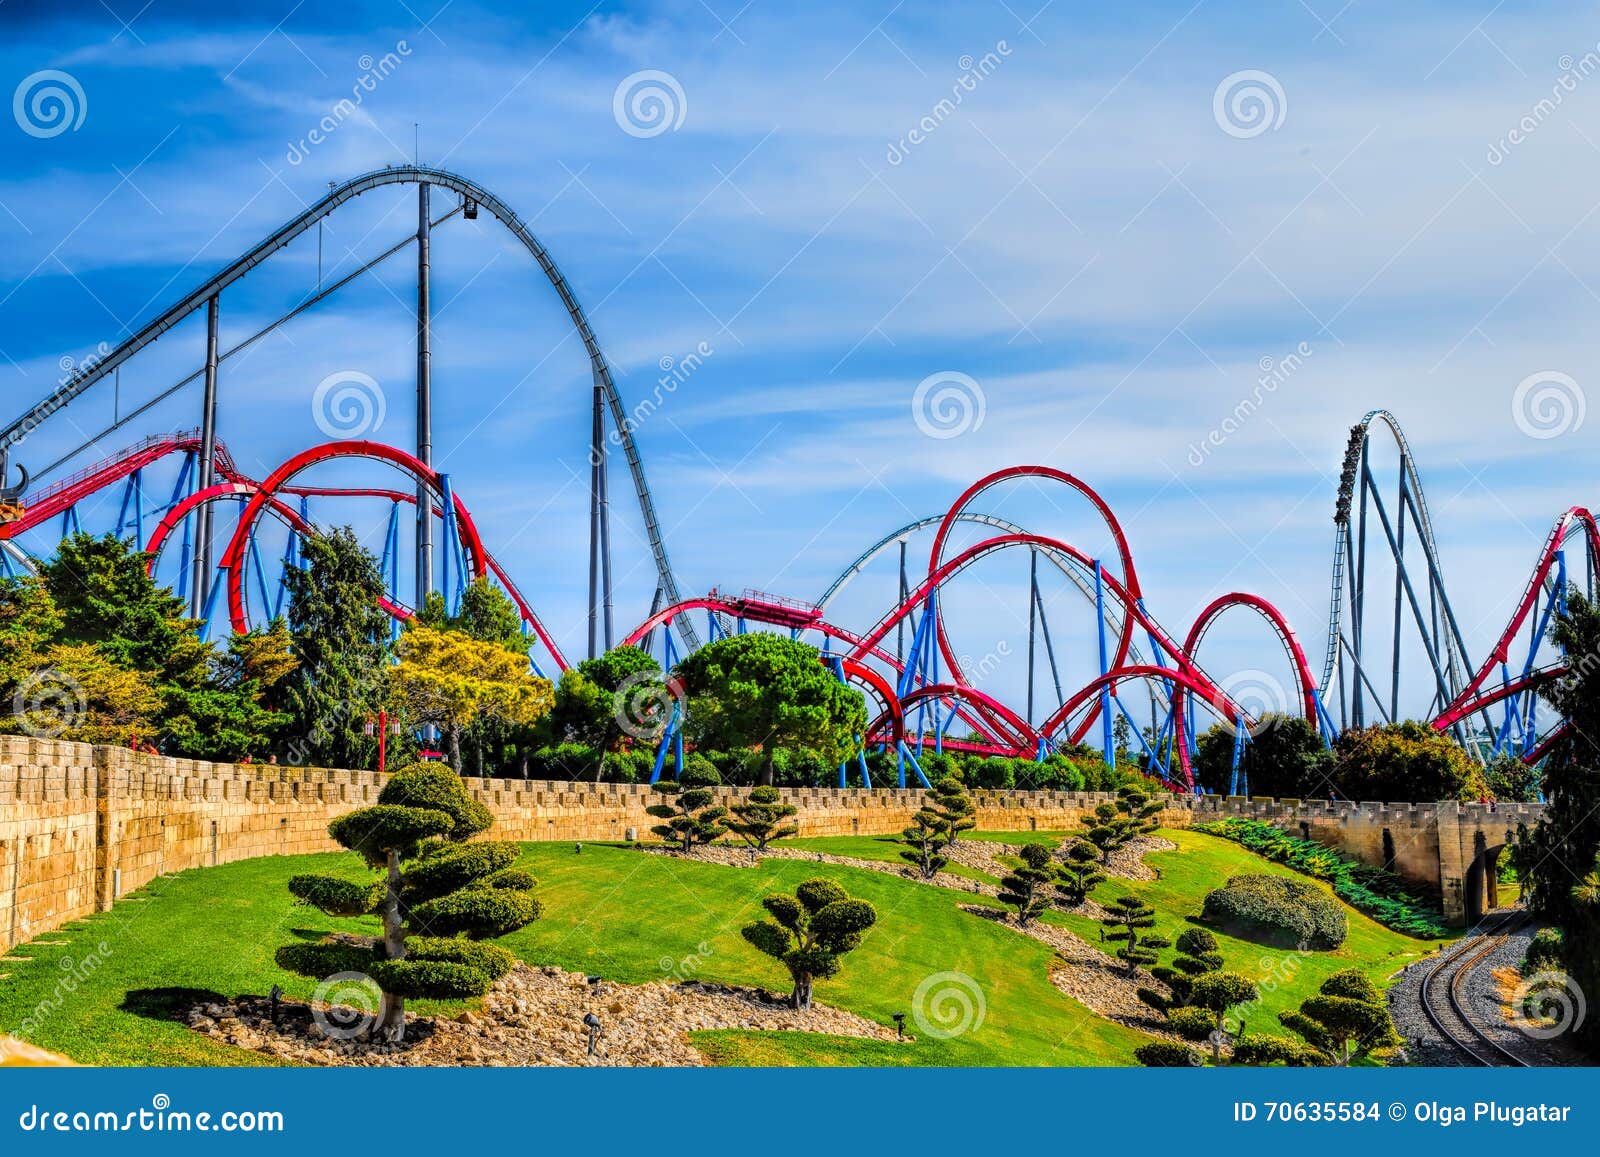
{"left": 188, "top": 964, "right": 899, "bottom": 1067}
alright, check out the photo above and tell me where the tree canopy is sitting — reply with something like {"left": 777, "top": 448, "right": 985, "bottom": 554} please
{"left": 674, "top": 634, "right": 865, "bottom": 785}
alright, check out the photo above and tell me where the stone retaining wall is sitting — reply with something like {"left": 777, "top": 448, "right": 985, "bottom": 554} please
{"left": 0, "top": 736, "right": 1543, "bottom": 947}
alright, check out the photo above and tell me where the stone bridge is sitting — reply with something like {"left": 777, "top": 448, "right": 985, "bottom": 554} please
{"left": 1164, "top": 795, "right": 1545, "bottom": 926}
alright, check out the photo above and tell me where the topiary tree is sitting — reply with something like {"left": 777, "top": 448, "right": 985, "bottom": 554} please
{"left": 1084, "top": 785, "right": 1163, "bottom": 862}
{"left": 726, "top": 784, "right": 799, "bottom": 850}
{"left": 1135, "top": 1040, "right": 1203, "bottom": 1067}
{"left": 1055, "top": 838, "right": 1106, "bottom": 906}
{"left": 275, "top": 765, "right": 538, "bottom": 1041}
{"left": 1230, "top": 1035, "right": 1324, "bottom": 1067}
{"left": 927, "top": 776, "right": 976, "bottom": 849}
{"left": 1100, "top": 894, "right": 1169, "bottom": 974}
{"left": 647, "top": 760, "right": 727, "bottom": 852}
{"left": 898, "top": 807, "right": 948, "bottom": 879}
{"left": 674, "top": 633, "right": 866, "bottom": 785}
{"left": 741, "top": 878, "right": 877, "bottom": 1009}
{"left": 998, "top": 844, "right": 1057, "bottom": 926}
{"left": 1143, "top": 927, "right": 1224, "bottom": 1013}
{"left": 1275, "top": 968, "right": 1399, "bottom": 1066}
{"left": 1187, "top": 971, "right": 1259, "bottom": 1061}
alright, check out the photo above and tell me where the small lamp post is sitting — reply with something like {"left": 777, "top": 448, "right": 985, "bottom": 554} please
{"left": 583, "top": 1012, "right": 602, "bottom": 1056}
{"left": 892, "top": 1012, "right": 906, "bottom": 1040}
{"left": 363, "top": 711, "right": 403, "bottom": 775}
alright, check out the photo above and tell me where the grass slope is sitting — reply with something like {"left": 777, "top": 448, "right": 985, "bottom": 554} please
{"left": 0, "top": 828, "right": 1442, "bottom": 1067}
{"left": 1044, "top": 829, "right": 1443, "bottom": 1037}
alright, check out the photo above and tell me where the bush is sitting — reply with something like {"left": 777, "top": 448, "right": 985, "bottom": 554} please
{"left": 1195, "top": 817, "right": 1448, "bottom": 938}
{"left": 917, "top": 752, "right": 958, "bottom": 783}
{"left": 401, "top": 842, "right": 521, "bottom": 903}
{"left": 1231, "top": 1036, "right": 1324, "bottom": 1066}
{"left": 1030, "top": 755, "right": 1086, "bottom": 792}
{"left": 1194, "top": 714, "right": 1333, "bottom": 798}
{"left": 1523, "top": 927, "right": 1564, "bottom": 976}
{"left": 1332, "top": 721, "right": 1486, "bottom": 802}
{"left": 287, "top": 875, "right": 381, "bottom": 917}
{"left": 405, "top": 937, "right": 517, "bottom": 981}
{"left": 528, "top": 743, "right": 602, "bottom": 780}
{"left": 1134, "top": 1041, "right": 1201, "bottom": 1067}
{"left": 274, "top": 940, "right": 378, "bottom": 978}
{"left": 1165, "top": 1006, "right": 1217, "bottom": 1041}
{"left": 1201, "top": 874, "right": 1347, "bottom": 949}
{"left": 367, "top": 958, "right": 493, "bottom": 999}
{"left": 378, "top": 765, "right": 493, "bottom": 837}
{"left": 409, "top": 887, "right": 542, "bottom": 938}
{"left": 970, "top": 756, "right": 1017, "bottom": 790}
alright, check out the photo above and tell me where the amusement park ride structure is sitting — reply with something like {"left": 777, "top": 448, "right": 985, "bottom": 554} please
{"left": 0, "top": 167, "right": 1591, "bottom": 793}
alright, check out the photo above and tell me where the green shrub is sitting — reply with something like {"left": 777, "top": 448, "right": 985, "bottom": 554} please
{"left": 287, "top": 875, "right": 382, "bottom": 917}
{"left": 368, "top": 958, "right": 493, "bottom": 999}
{"left": 401, "top": 842, "right": 521, "bottom": 903}
{"left": 405, "top": 937, "right": 517, "bottom": 981}
{"left": 378, "top": 765, "right": 493, "bottom": 837}
{"left": 1166, "top": 1006, "right": 1217, "bottom": 1041}
{"left": 273, "top": 940, "right": 379, "bottom": 978}
{"left": 1231, "top": 1036, "right": 1324, "bottom": 1066}
{"left": 1523, "top": 927, "right": 1564, "bottom": 976}
{"left": 409, "top": 887, "right": 542, "bottom": 939}
{"left": 971, "top": 757, "right": 1016, "bottom": 790}
{"left": 1201, "top": 874, "right": 1347, "bottom": 949}
{"left": 1195, "top": 817, "right": 1448, "bottom": 938}
{"left": 529, "top": 743, "right": 602, "bottom": 780}
{"left": 1134, "top": 1041, "right": 1201, "bottom": 1067}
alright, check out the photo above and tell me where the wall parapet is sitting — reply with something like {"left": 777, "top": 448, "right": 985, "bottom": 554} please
{"left": 0, "top": 737, "right": 1543, "bottom": 947}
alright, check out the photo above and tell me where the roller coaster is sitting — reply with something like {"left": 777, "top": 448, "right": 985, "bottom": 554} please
{"left": 1, "top": 166, "right": 1590, "bottom": 792}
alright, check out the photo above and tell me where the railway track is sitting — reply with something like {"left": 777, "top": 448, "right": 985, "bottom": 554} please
{"left": 1417, "top": 909, "right": 1532, "bottom": 1066}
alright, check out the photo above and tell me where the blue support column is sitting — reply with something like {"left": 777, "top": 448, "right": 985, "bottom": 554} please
{"left": 131, "top": 469, "right": 144, "bottom": 551}
{"left": 1095, "top": 561, "right": 1115, "bottom": 770}
{"left": 1229, "top": 716, "right": 1247, "bottom": 795}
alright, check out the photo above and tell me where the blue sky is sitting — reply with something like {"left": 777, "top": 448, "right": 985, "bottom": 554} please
{"left": 0, "top": 0, "right": 1594, "bottom": 725}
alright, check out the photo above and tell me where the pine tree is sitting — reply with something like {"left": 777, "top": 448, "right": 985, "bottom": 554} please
{"left": 1100, "top": 894, "right": 1169, "bottom": 974}
{"left": 998, "top": 843, "right": 1056, "bottom": 926}
{"left": 898, "top": 808, "right": 948, "bottom": 879}
{"left": 1146, "top": 927, "right": 1223, "bottom": 1010}
{"left": 1188, "top": 971, "right": 1260, "bottom": 1061}
{"left": 1055, "top": 838, "right": 1106, "bottom": 906}
{"left": 1269, "top": 969, "right": 1399, "bottom": 1066}
{"left": 647, "top": 760, "right": 727, "bottom": 852}
{"left": 726, "top": 785, "right": 799, "bottom": 850}
{"left": 276, "top": 765, "right": 539, "bottom": 1041}
{"left": 927, "top": 776, "right": 976, "bottom": 849}
{"left": 281, "top": 528, "right": 390, "bottom": 769}
{"left": 741, "top": 878, "right": 877, "bottom": 1009}
{"left": 1084, "top": 785, "right": 1163, "bottom": 862}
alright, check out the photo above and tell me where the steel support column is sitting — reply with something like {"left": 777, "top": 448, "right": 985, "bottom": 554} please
{"left": 192, "top": 294, "right": 221, "bottom": 619}
{"left": 415, "top": 182, "right": 434, "bottom": 608}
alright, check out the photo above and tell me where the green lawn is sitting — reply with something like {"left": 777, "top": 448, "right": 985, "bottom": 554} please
{"left": 0, "top": 843, "right": 1146, "bottom": 1067}
{"left": 772, "top": 833, "right": 1001, "bottom": 885}
{"left": 1045, "top": 828, "right": 1447, "bottom": 1038}
{"left": 0, "top": 828, "right": 1443, "bottom": 1067}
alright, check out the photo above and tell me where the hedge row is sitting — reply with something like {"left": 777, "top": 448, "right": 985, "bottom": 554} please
{"left": 1194, "top": 817, "right": 1449, "bottom": 939}
{"left": 1201, "top": 873, "right": 1348, "bottom": 950}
